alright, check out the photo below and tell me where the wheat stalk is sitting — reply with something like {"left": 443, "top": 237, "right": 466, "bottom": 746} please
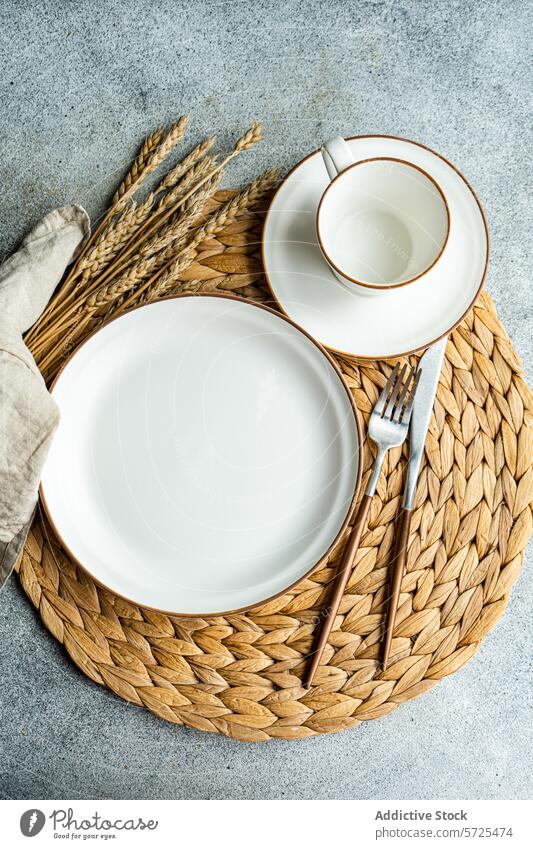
{"left": 142, "top": 249, "right": 197, "bottom": 303}
{"left": 157, "top": 155, "right": 218, "bottom": 211}
{"left": 233, "top": 119, "right": 263, "bottom": 153}
{"left": 76, "top": 196, "right": 154, "bottom": 278}
{"left": 27, "top": 117, "right": 272, "bottom": 380}
{"left": 70, "top": 117, "right": 189, "bottom": 271}
{"left": 118, "top": 168, "right": 279, "bottom": 313}
{"left": 33, "top": 177, "right": 221, "bottom": 366}
{"left": 187, "top": 168, "right": 279, "bottom": 252}
{"left": 87, "top": 121, "right": 264, "bottom": 285}
{"left": 53, "top": 122, "right": 261, "bottom": 324}
{"left": 86, "top": 202, "right": 203, "bottom": 310}
{"left": 112, "top": 128, "right": 163, "bottom": 205}
{"left": 82, "top": 174, "right": 222, "bottom": 314}
{"left": 156, "top": 136, "right": 215, "bottom": 194}
{"left": 139, "top": 174, "right": 222, "bottom": 261}
{"left": 26, "top": 120, "right": 189, "bottom": 347}
{"left": 114, "top": 116, "right": 189, "bottom": 209}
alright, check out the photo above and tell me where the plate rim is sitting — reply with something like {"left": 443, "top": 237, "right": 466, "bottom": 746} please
{"left": 261, "top": 133, "right": 490, "bottom": 361}
{"left": 39, "top": 292, "right": 364, "bottom": 617}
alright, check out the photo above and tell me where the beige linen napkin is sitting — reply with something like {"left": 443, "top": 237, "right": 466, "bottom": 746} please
{"left": 0, "top": 205, "right": 89, "bottom": 588}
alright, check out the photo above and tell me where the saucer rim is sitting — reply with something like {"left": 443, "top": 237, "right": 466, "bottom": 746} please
{"left": 262, "top": 134, "right": 490, "bottom": 361}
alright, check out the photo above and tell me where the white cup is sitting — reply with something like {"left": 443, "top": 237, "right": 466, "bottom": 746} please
{"left": 317, "top": 137, "right": 450, "bottom": 294}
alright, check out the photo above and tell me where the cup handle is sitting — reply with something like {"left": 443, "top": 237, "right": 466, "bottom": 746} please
{"left": 320, "top": 136, "right": 354, "bottom": 181}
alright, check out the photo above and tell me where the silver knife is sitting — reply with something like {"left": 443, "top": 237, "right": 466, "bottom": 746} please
{"left": 403, "top": 336, "right": 447, "bottom": 510}
{"left": 382, "top": 337, "right": 447, "bottom": 668}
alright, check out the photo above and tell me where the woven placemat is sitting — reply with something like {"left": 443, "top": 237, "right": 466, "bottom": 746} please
{"left": 16, "top": 190, "right": 533, "bottom": 742}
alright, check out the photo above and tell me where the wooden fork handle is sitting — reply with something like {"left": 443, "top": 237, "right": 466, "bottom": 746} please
{"left": 304, "top": 494, "right": 372, "bottom": 688}
{"left": 382, "top": 507, "right": 412, "bottom": 670}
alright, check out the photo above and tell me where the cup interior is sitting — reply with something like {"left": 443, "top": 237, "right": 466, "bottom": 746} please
{"left": 317, "top": 157, "right": 450, "bottom": 288}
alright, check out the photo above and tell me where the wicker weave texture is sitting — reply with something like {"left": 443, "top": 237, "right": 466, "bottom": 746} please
{"left": 17, "top": 192, "right": 533, "bottom": 742}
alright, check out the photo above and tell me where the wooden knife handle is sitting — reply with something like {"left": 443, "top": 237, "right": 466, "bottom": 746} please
{"left": 382, "top": 507, "right": 412, "bottom": 670}
{"left": 304, "top": 494, "right": 372, "bottom": 688}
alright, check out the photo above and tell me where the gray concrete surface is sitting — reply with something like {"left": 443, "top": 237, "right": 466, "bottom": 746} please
{"left": 0, "top": 0, "right": 531, "bottom": 800}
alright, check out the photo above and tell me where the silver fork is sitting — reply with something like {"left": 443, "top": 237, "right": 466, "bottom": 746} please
{"left": 305, "top": 362, "right": 421, "bottom": 688}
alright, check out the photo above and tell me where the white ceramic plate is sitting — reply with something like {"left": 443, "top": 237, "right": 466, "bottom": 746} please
{"left": 262, "top": 135, "right": 489, "bottom": 359}
{"left": 41, "top": 295, "right": 362, "bottom": 615}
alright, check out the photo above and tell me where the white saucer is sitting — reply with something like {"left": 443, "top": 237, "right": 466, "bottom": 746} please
{"left": 262, "top": 135, "right": 489, "bottom": 360}
{"left": 40, "top": 294, "right": 362, "bottom": 615}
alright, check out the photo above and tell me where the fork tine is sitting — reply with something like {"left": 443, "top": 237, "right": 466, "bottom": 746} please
{"left": 400, "top": 367, "right": 422, "bottom": 424}
{"left": 375, "top": 364, "right": 400, "bottom": 416}
{"left": 383, "top": 363, "right": 407, "bottom": 419}
{"left": 390, "top": 365, "right": 416, "bottom": 422}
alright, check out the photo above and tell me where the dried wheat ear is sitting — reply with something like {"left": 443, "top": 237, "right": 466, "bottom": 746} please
{"left": 25, "top": 116, "right": 279, "bottom": 382}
